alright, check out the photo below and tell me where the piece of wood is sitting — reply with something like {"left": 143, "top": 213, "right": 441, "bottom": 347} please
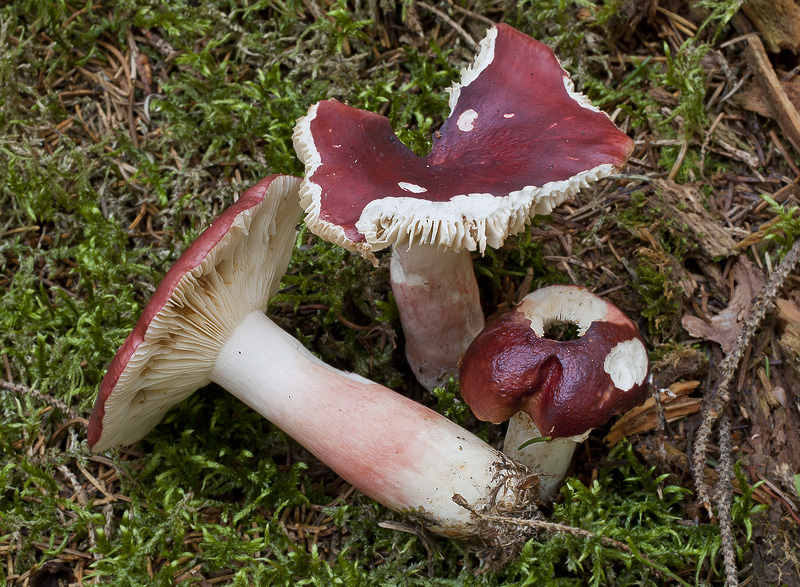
{"left": 604, "top": 381, "right": 701, "bottom": 446}
{"left": 653, "top": 179, "right": 739, "bottom": 260}
{"left": 736, "top": 80, "right": 800, "bottom": 119}
{"left": 745, "top": 36, "right": 800, "bottom": 155}
{"left": 742, "top": 0, "right": 800, "bottom": 54}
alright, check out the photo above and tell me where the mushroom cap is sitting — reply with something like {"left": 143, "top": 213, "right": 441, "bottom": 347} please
{"left": 292, "top": 24, "right": 633, "bottom": 260}
{"left": 459, "top": 285, "right": 649, "bottom": 439}
{"left": 88, "top": 175, "right": 303, "bottom": 452}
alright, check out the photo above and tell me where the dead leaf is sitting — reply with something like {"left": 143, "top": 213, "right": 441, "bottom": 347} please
{"left": 681, "top": 257, "right": 765, "bottom": 353}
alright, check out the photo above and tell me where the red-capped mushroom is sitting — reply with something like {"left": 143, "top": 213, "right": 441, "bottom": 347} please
{"left": 459, "top": 285, "right": 650, "bottom": 500}
{"left": 88, "top": 175, "right": 536, "bottom": 551}
{"left": 292, "top": 24, "right": 634, "bottom": 391}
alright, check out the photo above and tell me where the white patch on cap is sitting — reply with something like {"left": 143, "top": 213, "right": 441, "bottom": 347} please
{"left": 603, "top": 338, "right": 648, "bottom": 391}
{"left": 503, "top": 113, "right": 515, "bottom": 119}
{"left": 457, "top": 109, "right": 479, "bottom": 131}
{"left": 398, "top": 182, "right": 427, "bottom": 193}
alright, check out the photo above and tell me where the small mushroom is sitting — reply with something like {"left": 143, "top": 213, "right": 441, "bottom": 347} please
{"left": 459, "top": 285, "right": 650, "bottom": 500}
{"left": 88, "top": 175, "right": 536, "bottom": 546}
{"left": 292, "top": 24, "right": 634, "bottom": 391}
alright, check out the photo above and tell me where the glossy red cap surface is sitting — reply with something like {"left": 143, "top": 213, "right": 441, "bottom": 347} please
{"left": 459, "top": 286, "right": 650, "bottom": 439}
{"left": 294, "top": 24, "right": 634, "bottom": 256}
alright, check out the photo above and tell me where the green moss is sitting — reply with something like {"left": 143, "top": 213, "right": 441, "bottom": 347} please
{"left": 761, "top": 194, "right": 800, "bottom": 262}
{"left": 615, "top": 192, "right": 690, "bottom": 337}
{"left": 0, "top": 1, "right": 763, "bottom": 584}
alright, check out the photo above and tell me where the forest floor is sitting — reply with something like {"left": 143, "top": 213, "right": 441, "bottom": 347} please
{"left": 2, "top": 1, "right": 800, "bottom": 585}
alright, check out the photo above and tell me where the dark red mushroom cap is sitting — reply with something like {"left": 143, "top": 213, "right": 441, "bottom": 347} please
{"left": 459, "top": 285, "right": 649, "bottom": 439}
{"left": 88, "top": 175, "right": 302, "bottom": 452}
{"left": 293, "top": 24, "right": 633, "bottom": 261}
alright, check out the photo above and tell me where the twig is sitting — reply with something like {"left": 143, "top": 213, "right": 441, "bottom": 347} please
{"left": 0, "top": 379, "right": 81, "bottom": 420}
{"left": 667, "top": 139, "right": 688, "bottom": 181}
{"left": 451, "top": 4, "right": 496, "bottom": 27}
{"left": 715, "top": 416, "right": 739, "bottom": 587}
{"left": 416, "top": 3, "right": 478, "bottom": 51}
{"left": 692, "top": 238, "right": 800, "bottom": 510}
{"left": 452, "top": 494, "right": 693, "bottom": 586}
{"left": 652, "top": 385, "right": 672, "bottom": 438}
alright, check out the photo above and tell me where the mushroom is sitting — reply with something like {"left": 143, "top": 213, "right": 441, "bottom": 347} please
{"left": 88, "top": 174, "right": 537, "bottom": 552}
{"left": 292, "top": 24, "right": 634, "bottom": 391}
{"left": 459, "top": 285, "right": 650, "bottom": 501}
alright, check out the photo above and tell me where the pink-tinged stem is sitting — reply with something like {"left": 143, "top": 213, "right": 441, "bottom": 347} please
{"left": 210, "top": 310, "right": 532, "bottom": 537}
{"left": 390, "top": 246, "right": 485, "bottom": 391}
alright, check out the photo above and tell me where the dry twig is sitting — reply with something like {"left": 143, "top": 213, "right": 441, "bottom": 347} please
{"left": 0, "top": 379, "right": 81, "bottom": 420}
{"left": 692, "top": 238, "right": 800, "bottom": 510}
{"left": 416, "top": 3, "right": 478, "bottom": 51}
{"left": 744, "top": 36, "right": 800, "bottom": 156}
{"left": 716, "top": 415, "right": 739, "bottom": 587}
{"left": 452, "top": 494, "right": 692, "bottom": 585}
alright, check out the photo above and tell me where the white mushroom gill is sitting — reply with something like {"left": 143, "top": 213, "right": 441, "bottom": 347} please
{"left": 561, "top": 74, "right": 603, "bottom": 114}
{"left": 292, "top": 105, "right": 360, "bottom": 260}
{"left": 100, "top": 177, "right": 300, "bottom": 449}
{"left": 356, "top": 163, "right": 616, "bottom": 254}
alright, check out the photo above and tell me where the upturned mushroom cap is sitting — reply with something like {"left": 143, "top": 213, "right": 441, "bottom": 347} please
{"left": 292, "top": 23, "right": 634, "bottom": 261}
{"left": 88, "top": 175, "right": 302, "bottom": 452}
{"left": 459, "top": 285, "right": 649, "bottom": 439}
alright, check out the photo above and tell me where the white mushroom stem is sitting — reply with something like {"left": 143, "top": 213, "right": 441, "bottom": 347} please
{"left": 390, "top": 245, "right": 485, "bottom": 391}
{"left": 210, "top": 310, "right": 532, "bottom": 536}
{"left": 502, "top": 413, "right": 587, "bottom": 502}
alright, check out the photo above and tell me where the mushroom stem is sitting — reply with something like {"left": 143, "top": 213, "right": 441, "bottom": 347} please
{"left": 210, "top": 309, "right": 533, "bottom": 537}
{"left": 502, "top": 412, "right": 584, "bottom": 502}
{"left": 390, "top": 245, "right": 484, "bottom": 391}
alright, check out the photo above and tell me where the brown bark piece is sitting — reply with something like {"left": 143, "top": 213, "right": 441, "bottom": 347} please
{"left": 745, "top": 35, "right": 800, "bottom": 155}
{"left": 653, "top": 179, "right": 738, "bottom": 259}
{"left": 742, "top": 0, "right": 800, "bottom": 54}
